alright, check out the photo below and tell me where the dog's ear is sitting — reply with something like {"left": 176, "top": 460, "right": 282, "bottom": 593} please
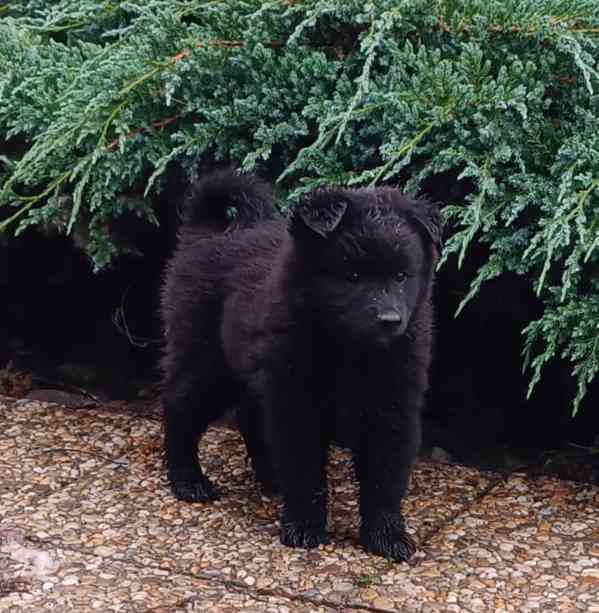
{"left": 291, "top": 196, "right": 348, "bottom": 239}
{"left": 410, "top": 199, "right": 444, "bottom": 248}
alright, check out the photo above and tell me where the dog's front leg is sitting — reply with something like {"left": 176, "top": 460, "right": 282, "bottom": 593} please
{"left": 356, "top": 387, "right": 422, "bottom": 562}
{"left": 268, "top": 384, "right": 329, "bottom": 550}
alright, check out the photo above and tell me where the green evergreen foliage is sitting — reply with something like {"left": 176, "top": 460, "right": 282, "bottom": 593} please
{"left": 1, "top": 0, "right": 598, "bottom": 414}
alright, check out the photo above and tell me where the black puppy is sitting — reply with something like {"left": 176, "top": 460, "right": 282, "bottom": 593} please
{"left": 161, "top": 169, "right": 442, "bottom": 561}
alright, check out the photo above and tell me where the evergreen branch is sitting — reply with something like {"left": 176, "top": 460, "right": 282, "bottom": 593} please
{"left": 0, "top": 171, "right": 71, "bottom": 232}
{"left": 24, "top": 21, "right": 87, "bottom": 33}
{"left": 369, "top": 124, "right": 434, "bottom": 187}
{"left": 99, "top": 99, "right": 130, "bottom": 146}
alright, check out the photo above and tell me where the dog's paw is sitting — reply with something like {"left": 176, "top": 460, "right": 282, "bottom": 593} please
{"left": 360, "top": 514, "right": 417, "bottom": 562}
{"left": 280, "top": 519, "right": 328, "bottom": 549}
{"left": 169, "top": 474, "right": 220, "bottom": 503}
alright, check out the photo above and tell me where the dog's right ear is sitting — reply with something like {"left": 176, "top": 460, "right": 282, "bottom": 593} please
{"left": 290, "top": 195, "right": 348, "bottom": 240}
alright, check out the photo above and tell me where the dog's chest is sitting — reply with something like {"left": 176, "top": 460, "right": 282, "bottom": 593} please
{"left": 318, "top": 358, "right": 372, "bottom": 446}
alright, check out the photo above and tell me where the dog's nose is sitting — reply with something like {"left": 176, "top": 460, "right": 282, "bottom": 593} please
{"left": 377, "top": 311, "right": 403, "bottom": 327}
{"left": 376, "top": 311, "right": 405, "bottom": 342}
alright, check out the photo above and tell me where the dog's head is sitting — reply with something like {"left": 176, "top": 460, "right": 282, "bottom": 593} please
{"left": 290, "top": 187, "right": 442, "bottom": 349}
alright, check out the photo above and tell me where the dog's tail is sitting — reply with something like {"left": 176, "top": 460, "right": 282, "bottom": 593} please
{"left": 182, "top": 168, "right": 276, "bottom": 231}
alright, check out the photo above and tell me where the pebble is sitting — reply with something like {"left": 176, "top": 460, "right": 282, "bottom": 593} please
{"left": 93, "top": 546, "right": 115, "bottom": 557}
{"left": 333, "top": 581, "right": 354, "bottom": 592}
{"left": 360, "top": 588, "right": 378, "bottom": 601}
{"left": 372, "top": 597, "right": 395, "bottom": 609}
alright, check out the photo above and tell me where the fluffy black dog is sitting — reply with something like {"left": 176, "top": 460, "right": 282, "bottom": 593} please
{"left": 161, "top": 169, "right": 442, "bottom": 561}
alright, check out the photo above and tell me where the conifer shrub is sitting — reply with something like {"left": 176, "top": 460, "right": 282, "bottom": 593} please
{"left": 1, "top": 1, "right": 598, "bottom": 414}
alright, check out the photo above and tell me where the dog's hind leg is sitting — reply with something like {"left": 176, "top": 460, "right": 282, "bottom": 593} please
{"left": 163, "top": 356, "right": 233, "bottom": 503}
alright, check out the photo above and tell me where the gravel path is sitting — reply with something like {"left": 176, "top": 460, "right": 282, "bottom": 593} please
{"left": 1, "top": 396, "right": 598, "bottom": 612}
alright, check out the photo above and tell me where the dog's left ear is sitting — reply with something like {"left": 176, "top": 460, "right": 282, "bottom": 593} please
{"left": 410, "top": 199, "right": 444, "bottom": 248}
{"left": 291, "top": 195, "right": 348, "bottom": 240}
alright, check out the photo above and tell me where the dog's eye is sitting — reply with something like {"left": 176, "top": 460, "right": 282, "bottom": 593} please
{"left": 396, "top": 272, "right": 407, "bottom": 283}
{"left": 350, "top": 272, "right": 359, "bottom": 282}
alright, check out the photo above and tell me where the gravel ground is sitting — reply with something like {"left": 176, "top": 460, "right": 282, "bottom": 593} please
{"left": 1, "top": 395, "right": 598, "bottom": 612}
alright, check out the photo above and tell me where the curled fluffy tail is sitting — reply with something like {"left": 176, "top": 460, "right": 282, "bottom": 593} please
{"left": 183, "top": 168, "right": 276, "bottom": 231}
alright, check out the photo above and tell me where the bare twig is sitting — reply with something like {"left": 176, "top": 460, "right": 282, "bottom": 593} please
{"left": 30, "top": 447, "right": 128, "bottom": 468}
{"left": 111, "top": 286, "right": 161, "bottom": 348}
{"left": 106, "top": 114, "right": 183, "bottom": 151}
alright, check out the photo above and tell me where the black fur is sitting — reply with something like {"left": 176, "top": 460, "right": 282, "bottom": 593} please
{"left": 161, "top": 169, "right": 441, "bottom": 561}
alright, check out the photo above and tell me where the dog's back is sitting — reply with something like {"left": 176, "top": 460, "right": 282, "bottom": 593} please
{"left": 162, "top": 168, "right": 280, "bottom": 332}
{"left": 161, "top": 169, "right": 288, "bottom": 393}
